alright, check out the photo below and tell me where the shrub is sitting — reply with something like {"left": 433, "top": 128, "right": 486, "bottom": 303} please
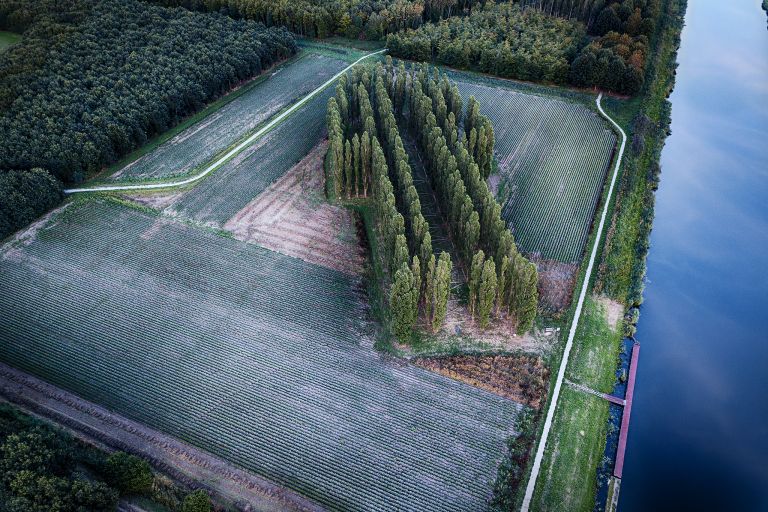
{"left": 104, "top": 452, "right": 153, "bottom": 495}
{"left": 181, "top": 489, "right": 213, "bottom": 512}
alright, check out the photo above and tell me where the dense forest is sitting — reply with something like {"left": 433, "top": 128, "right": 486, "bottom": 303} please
{"left": 0, "top": 0, "right": 295, "bottom": 239}
{"left": 388, "top": 0, "right": 659, "bottom": 93}
{"left": 387, "top": 4, "right": 585, "bottom": 85}
{"left": 328, "top": 60, "right": 538, "bottom": 339}
{"left": 0, "top": 0, "right": 295, "bottom": 183}
{"left": 158, "top": 0, "right": 661, "bottom": 94}
{"left": 153, "top": 0, "right": 487, "bottom": 39}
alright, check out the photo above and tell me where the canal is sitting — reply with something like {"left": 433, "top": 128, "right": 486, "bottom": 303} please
{"left": 619, "top": 1, "right": 768, "bottom": 510}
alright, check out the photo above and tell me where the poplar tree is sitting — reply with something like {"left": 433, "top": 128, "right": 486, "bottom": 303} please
{"left": 514, "top": 260, "right": 539, "bottom": 334}
{"left": 424, "top": 254, "right": 436, "bottom": 321}
{"left": 344, "top": 139, "right": 353, "bottom": 197}
{"left": 352, "top": 133, "right": 360, "bottom": 196}
{"left": 432, "top": 251, "right": 452, "bottom": 332}
{"left": 361, "top": 131, "right": 371, "bottom": 196}
{"left": 391, "top": 265, "right": 418, "bottom": 342}
{"left": 411, "top": 255, "right": 421, "bottom": 307}
{"left": 469, "top": 250, "right": 485, "bottom": 319}
{"left": 478, "top": 258, "right": 497, "bottom": 329}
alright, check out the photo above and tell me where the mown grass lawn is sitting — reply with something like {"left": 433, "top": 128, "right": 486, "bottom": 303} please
{"left": 531, "top": 297, "right": 622, "bottom": 511}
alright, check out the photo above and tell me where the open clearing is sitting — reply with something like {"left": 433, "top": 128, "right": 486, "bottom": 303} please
{"left": 0, "top": 198, "right": 522, "bottom": 511}
{"left": 224, "top": 141, "right": 365, "bottom": 275}
{"left": 110, "top": 52, "right": 347, "bottom": 182}
{"left": 0, "top": 31, "right": 20, "bottom": 51}
{"left": 453, "top": 79, "right": 616, "bottom": 262}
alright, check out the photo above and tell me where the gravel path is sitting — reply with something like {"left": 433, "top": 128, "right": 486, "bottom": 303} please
{"left": 520, "top": 93, "right": 627, "bottom": 511}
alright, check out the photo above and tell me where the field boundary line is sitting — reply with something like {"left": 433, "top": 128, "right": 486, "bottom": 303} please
{"left": 64, "top": 49, "right": 386, "bottom": 194}
{"left": 520, "top": 93, "right": 627, "bottom": 511}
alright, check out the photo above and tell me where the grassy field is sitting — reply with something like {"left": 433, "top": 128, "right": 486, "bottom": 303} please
{"left": 0, "top": 31, "right": 20, "bottom": 50}
{"left": 0, "top": 198, "right": 521, "bottom": 511}
{"left": 453, "top": 78, "right": 616, "bottom": 262}
{"left": 530, "top": 298, "right": 622, "bottom": 511}
{"left": 108, "top": 52, "right": 347, "bottom": 182}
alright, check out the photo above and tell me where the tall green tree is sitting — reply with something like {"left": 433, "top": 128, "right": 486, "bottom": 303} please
{"left": 390, "top": 265, "right": 418, "bottom": 342}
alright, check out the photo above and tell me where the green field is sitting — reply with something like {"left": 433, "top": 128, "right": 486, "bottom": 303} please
{"left": 0, "top": 198, "right": 521, "bottom": 511}
{"left": 109, "top": 52, "right": 346, "bottom": 182}
{"left": 453, "top": 79, "right": 616, "bottom": 262}
{"left": 531, "top": 298, "right": 622, "bottom": 511}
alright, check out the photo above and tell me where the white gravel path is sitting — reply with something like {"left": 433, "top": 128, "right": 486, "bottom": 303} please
{"left": 520, "top": 93, "right": 627, "bottom": 511}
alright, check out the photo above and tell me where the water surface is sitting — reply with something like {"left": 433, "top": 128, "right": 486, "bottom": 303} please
{"left": 619, "top": 2, "right": 768, "bottom": 510}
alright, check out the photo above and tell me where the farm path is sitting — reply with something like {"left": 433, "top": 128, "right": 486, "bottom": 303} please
{"left": 520, "top": 93, "right": 627, "bottom": 511}
{"left": 63, "top": 49, "right": 386, "bottom": 194}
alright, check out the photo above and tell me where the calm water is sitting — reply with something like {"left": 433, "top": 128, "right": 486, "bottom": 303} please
{"left": 619, "top": 2, "right": 768, "bottom": 511}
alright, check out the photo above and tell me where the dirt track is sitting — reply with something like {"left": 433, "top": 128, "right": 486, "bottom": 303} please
{"left": 0, "top": 362, "right": 325, "bottom": 512}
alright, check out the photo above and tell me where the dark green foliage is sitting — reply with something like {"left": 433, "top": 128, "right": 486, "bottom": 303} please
{"left": 181, "top": 489, "right": 212, "bottom": 512}
{"left": 0, "top": 0, "right": 296, "bottom": 183}
{"left": 389, "top": 1, "right": 661, "bottom": 95}
{"left": 104, "top": 452, "right": 152, "bottom": 495}
{"left": 0, "top": 429, "right": 71, "bottom": 485}
{"left": 153, "top": 0, "right": 452, "bottom": 40}
{"left": 570, "top": 32, "right": 648, "bottom": 95}
{"left": 477, "top": 258, "right": 497, "bottom": 328}
{"left": 0, "top": 404, "right": 119, "bottom": 512}
{"left": 517, "top": 0, "right": 661, "bottom": 37}
{"left": 387, "top": 4, "right": 585, "bottom": 85}
{"left": 490, "top": 408, "right": 538, "bottom": 511}
{"left": 390, "top": 265, "right": 418, "bottom": 341}
{"left": 6, "top": 472, "right": 117, "bottom": 512}
{"left": 0, "top": 168, "right": 62, "bottom": 240}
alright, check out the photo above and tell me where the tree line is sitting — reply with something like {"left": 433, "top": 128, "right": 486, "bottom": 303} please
{"left": 152, "top": 0, "right": 489, "bottom": 40}
{"left": 387, "top": 1, "right": 654, "bottom": 93}
{"left": 0, "top": 169, "right": 63, "bottom": 240}
{"left": 0, "top": 404, "right": 212, "bottom": 512}
{"left": 399, "top": 62, "right": 538, "bottom": 331}
{"left": 387, "top": 3, "right": 585, "bottom": 85}
{"left": 327, "top": 65, "right": 453, "bottom": 340}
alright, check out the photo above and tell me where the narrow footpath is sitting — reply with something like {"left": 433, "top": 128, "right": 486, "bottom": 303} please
{"left": 521, "top": 93, "right": 627, "bottom": 511}
{"left": 64, "top": 49, "right": 386, "bottom": 194}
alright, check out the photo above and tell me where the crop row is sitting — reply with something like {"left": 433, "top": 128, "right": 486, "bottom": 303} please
{"left": 0, "top": 200, "right": 521, "bottom": 511}
{"left": 111, "top": 53, "right": 347, "bottom": 182}
{"left": 170, "top": 87, "right": 335, "bottom": 226}
{"left": 454, "top": 80, "right": 616, "bottom": 261}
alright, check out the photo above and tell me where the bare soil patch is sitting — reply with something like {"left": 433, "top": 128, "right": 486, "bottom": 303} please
{"left": 594, "top": 294, "right": 624, "bottom": 331}
{"left": 223, "top": 141, "right": 365, "bottom": 275}
{"left": 0, "top": 363, "right": 324, "bottom": 512}
{"left": 438, "top": 297, "right": 544, "bottom": 353}
{"left": 413, "top": 353, "right": 549, "bottom": 408}
{"left": 529, "top": 254, "right": 578, "bottom": 315}
{"left": 125, "top": 190, "right": 183, "bottom": 210}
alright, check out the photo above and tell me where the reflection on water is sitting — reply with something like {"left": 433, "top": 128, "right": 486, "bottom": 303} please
{"left": 619, "top": 1, "right": 768, "bottom": 510}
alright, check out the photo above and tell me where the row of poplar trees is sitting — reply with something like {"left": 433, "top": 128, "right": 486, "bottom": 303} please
{"left": 327, "top": 59, "right": 538, "bottom": 337}
{"left": 327, "top": 66, "right": 452, "bottom": 341}
{"left": 393, "top": 61, "right": 538, "bottom": 332}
